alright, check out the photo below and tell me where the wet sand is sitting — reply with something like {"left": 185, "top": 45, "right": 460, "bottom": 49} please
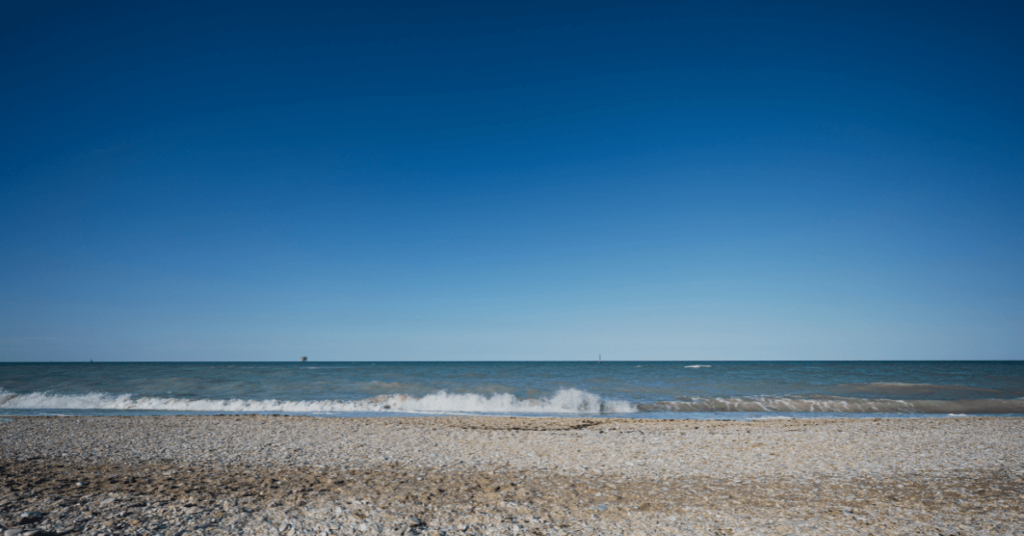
{"left": 1, "top": 415, "right": 1022, "bottom": 535}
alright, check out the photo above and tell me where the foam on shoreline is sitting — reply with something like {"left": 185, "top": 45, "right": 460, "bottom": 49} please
{"left": 0, "top": 387, "right": 637, "bottom": 415}
{"left": 5, "top": 388, "right": 1024, "bottom": 416}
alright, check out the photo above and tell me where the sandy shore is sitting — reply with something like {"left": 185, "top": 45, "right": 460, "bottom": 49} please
{"left": 1, "top": 416, "right": 1022, "bottom": 535}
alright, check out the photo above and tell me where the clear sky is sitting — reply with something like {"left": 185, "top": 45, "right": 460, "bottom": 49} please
{"left": 2, "top": 1, "right": 1022, "bottom": 362}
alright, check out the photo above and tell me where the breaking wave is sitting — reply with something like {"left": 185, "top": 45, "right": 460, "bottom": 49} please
{"left": 0, "top": 388, "right": 636, "bottom": 415}
{"left": 3, "top": 388, "right": 1022, "bottom": 416}
{"left": 639, "top": 396, "right": 1024, "bottom": 414}
{"left": 833, "top": 382, "right": 1009, "bottom": 397}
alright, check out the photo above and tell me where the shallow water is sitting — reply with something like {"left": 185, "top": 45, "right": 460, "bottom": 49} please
{"left": 1, "top": 361, "right": 1021, "bottom": 419}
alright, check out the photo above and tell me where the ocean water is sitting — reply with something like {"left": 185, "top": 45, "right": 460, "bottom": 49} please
{"left": 1, "top": 361, "right": 1022, "bottom": 420}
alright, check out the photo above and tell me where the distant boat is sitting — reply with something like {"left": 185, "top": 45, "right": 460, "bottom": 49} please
{"left": 301, "top": 356, "right": 307, "bottom": 362}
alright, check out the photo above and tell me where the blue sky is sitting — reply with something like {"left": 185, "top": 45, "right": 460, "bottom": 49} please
{"left": 2, "top": 1, "right": 1022, "bottom": 361}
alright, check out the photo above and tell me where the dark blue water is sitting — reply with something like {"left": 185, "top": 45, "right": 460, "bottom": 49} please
{"left": 1, "top": 361, "right": 1022, "bottom": 419}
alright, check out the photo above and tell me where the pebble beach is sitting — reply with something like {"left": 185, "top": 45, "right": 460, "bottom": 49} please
{"left": 1, "top": 415, "right": 1022, "bottom": 535}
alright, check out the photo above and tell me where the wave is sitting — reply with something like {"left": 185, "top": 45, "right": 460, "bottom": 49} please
{"left": 832, "top": 382, "right": 1010, "bottom": 397}
{"left": 684, "top": 365, "right": 711, "bottom": 368}
{"left": 3, "top": 388, "right": 1021, "bottom": 416}
{"left": 0, "top": 388, "right": 637, "bottom": 415}
{"left": 854, "top": 382, "right": 1001, "bottom": 391}
{"left": 638, "top": 396, "right": 1024, "bottom": 414}
{"left": 867, "top": 382, "right": 939, "bottom": 386}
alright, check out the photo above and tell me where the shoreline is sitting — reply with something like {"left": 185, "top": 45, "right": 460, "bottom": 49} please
{"left": 5, "top": 412, "right": 1024, "bottom": 422}
{"left": 2, "top": 416, "right": 1022, "bottom": 535}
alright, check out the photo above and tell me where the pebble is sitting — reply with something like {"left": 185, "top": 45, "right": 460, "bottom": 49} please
{"left": 0, "top": 415, "right": 1021, "bottom": 535}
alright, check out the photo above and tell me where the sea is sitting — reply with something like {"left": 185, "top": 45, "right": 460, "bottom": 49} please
{"left": 1, "top": 361, "right": 1022, "bottom": 420}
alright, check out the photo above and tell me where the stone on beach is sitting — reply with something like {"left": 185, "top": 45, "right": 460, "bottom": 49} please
{"left": 0, "top": 415, "right": 1022, "bottom": 535}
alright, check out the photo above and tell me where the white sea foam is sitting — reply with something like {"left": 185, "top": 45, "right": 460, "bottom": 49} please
{"left": 4, "top": 388, "right": 1021, "bottom": 416}
{"left": 684, "top": 365, "right": 711, "bottom": 368}
{"left": 0, "top": 388, "right": 636, "bottom": 415}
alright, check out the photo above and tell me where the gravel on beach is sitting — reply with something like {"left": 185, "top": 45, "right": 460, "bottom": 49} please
{"left": 1, "top": 415, "right": 1022, "bottom": 535}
